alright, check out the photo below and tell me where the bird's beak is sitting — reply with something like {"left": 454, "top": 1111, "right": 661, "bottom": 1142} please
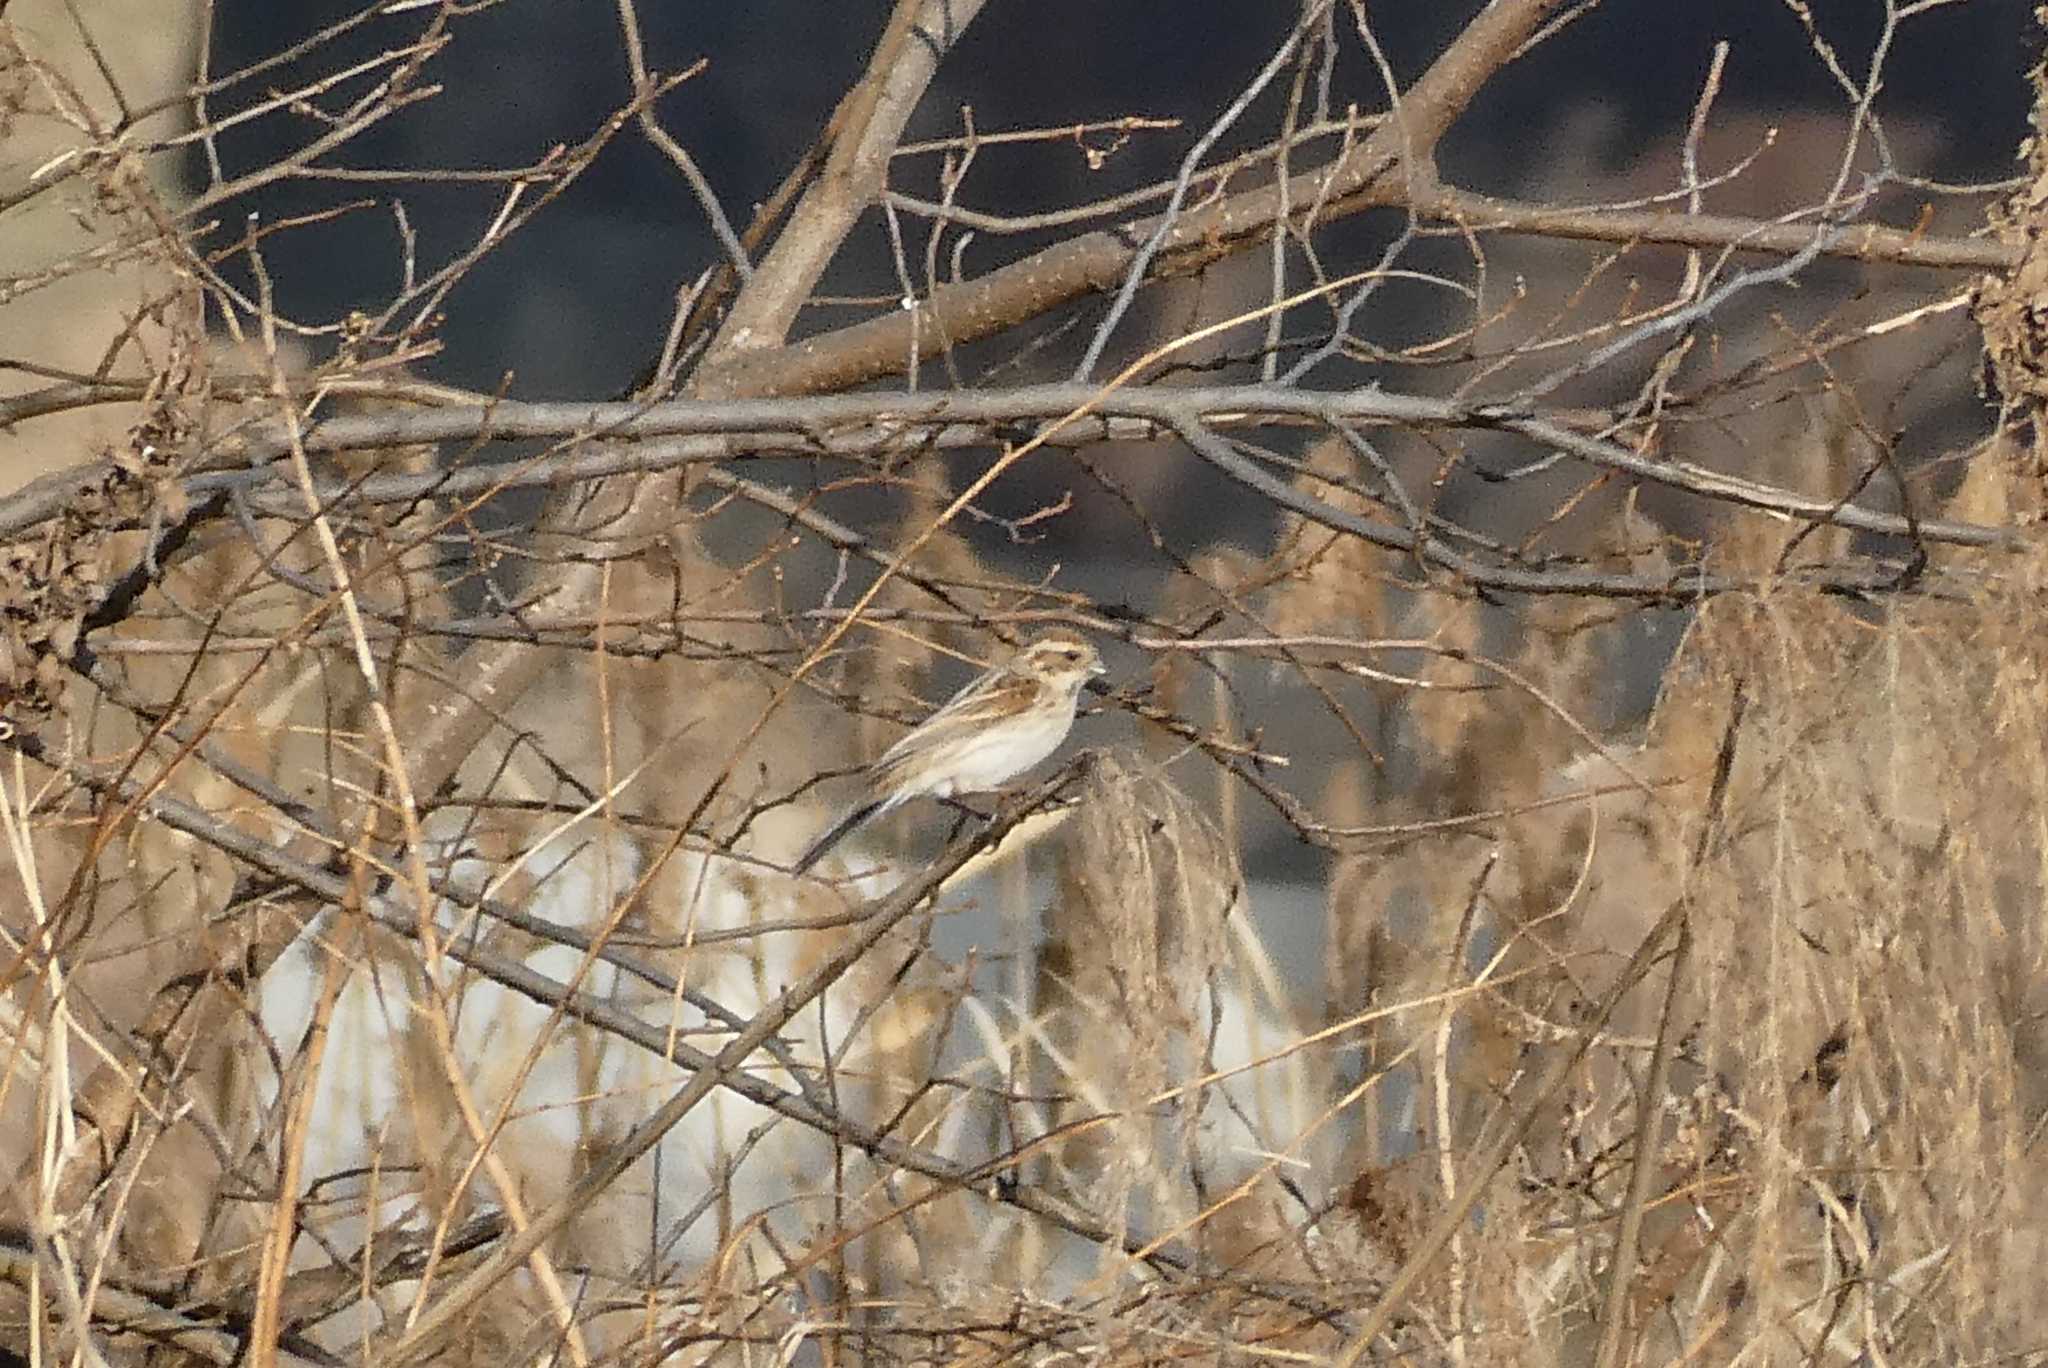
{"left": 1089, "top": 659, "right": 1107, "bottom": 677}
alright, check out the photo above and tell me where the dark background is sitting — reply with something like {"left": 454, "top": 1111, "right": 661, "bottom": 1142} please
{"left": 206, "top": 0, "right": 2035, "bottom": 400}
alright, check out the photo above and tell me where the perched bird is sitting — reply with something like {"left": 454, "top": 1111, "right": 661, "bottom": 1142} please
{"left": 793, "top": 634, "right": 1106, "bottom": 874}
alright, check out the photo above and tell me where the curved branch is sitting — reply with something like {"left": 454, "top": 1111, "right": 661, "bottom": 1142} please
{"left": 2, "top": 385, "right": 2012, "bottom": 556}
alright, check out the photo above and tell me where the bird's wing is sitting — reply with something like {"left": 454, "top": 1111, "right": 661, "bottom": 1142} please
{"left": 872, "top": 657, "right": 1015, "bottom": 767}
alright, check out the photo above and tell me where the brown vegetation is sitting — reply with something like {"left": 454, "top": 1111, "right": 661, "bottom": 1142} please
{"left": 3, "top": 0, "right": 2046, "bottom": 1363}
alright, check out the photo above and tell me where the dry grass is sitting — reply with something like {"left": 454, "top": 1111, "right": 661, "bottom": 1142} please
{"left": 8, "top": 379, "right": 2048, "bottom": 1367}
{"left": 6, "top": 1, "right": 2048, "bottom": 1364}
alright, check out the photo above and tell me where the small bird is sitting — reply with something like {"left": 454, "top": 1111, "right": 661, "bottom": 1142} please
{"left": 793, "top": 633, "right": 1106, "bottom": 874}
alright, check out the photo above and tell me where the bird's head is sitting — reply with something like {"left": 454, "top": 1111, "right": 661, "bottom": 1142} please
{"left": 1014, "top": 634, "right": 1106, "bottom": 693}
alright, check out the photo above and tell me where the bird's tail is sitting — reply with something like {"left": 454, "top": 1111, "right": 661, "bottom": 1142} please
{"left": 792, "top": 797, "right": 886, "bottom": 875}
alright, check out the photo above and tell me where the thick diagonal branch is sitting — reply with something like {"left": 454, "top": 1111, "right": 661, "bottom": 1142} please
{"left": 694, "top": 0, "right": 1571, "bottom": 398}
{"left": 703, "top": 0, "right": 992, "bottom": 361}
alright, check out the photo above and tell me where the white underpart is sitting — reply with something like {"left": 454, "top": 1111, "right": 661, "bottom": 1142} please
{"left": 928, "top": 708, "right": 1073, "bottom": 797}
{"left": 905, "top": 681, "right": 1084, "bottom": 803}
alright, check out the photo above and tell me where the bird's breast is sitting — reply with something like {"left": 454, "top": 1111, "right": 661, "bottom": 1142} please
{"left": 931, "top": 715, "right": 1068, "bottom": 795}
